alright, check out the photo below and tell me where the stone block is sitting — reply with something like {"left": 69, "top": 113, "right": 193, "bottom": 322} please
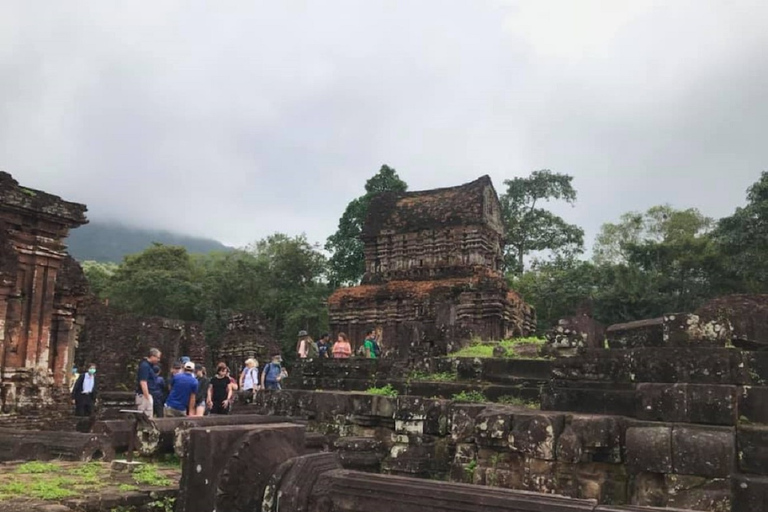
{"left": 744, "top": 351, "right": 768, "bottom": 386}
{"left": 629, "top": 472, "right": 667, "bottom": 508}
{"left": 662, "top": 313, "right": 730, "bottom": 347}
{"left": 607, "top": 318, "right": 664, "bottom": 349}
{"left": 625, "top": 426, "right": 672, "bottom": 474}
{"left": 509, "top": 411, "right": 564, "bottom": 460}
{"left": 738, "top": 425, "right": 768, "bottom": 475}
{"left": 475, "top": 408, "right": 511, "bottom": 448}
{"left": 177, "top": 423, "right": 303, "bottom": 512}
{"left": 732, "top": 473, "right": 768, "bottom": 512}
{"left": 569, "top": 414, "right": 625, "bottom": 464}
{"left": 664, "top": 474, "right": 731, "bottom": 512}
{"left": 314, "top": 467, "right": 599, "bottom": 512}
{"left": 686, "top": 384, "right": 738, "bottom": 425}
{"left": 524, "top": 458, "right": 558, "bottom": 494}
{"left": 545, "top": 386, "right": 637, "bottom": 417}
{"left": 396, "top": 396, "right": 449, "bottom": 436}
{"left": 632, "top": 348, "right": 736, "bottom": 384}
{"left": 449, "top": 403, "right": 486, "bottom": 443}
{"left": 636, "top": 384, "right": 687, "bottom": 423}
{"left": 671, "top": 425, "right": 734, "bottom": 478}
{"left": 739, "top": 386, "right": 768, "bottom": 425}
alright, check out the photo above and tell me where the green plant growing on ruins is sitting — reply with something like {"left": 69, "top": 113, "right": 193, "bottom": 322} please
{"left": 450, "top": 337, "right": 547, "bottom": 359}
{"left": 496, "top": 395, "right": 540, "bottom": 409}
{"left": 464, "top": 459, "right": 477, "bottom": 482}
{"left": 0, "top": 476, "right": 77, "bottom": 500}
{"left": 452, "top": 390, "right": 488, "bottom": 403}
{"left": 407, "top": 370, "right": 457, "bottom": 382}
{"left": 14, "top": 461, "right": 58, "bottom": 474}
{"left": 132, "top": 464, "right": 172, "bottom": 487}
{"left": 366, "top": 384, "right": 398, "bottom": 397}
{"left": 118, "top": 484, "right": 140, "bottom": 492}
{"left": 148, "top": 496, "right": 176, "bottom": 512}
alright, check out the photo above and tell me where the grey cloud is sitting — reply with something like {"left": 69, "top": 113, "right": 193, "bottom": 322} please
{"left": 1, "top": 1, "right": 766, "bottom": 249}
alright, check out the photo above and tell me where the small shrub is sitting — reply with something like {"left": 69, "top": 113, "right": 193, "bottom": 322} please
{"left": 452, "top": 390, "right": 487, "bottom": 403}
{"left": 464, "top": 459, "right": 477, "bottom": 481}
{"left": 132, "top": 465, "right": 172, "bottom": 487}
{"left": 366, "top": 384, "right": 398, "bottom": 397}
{"left": 15, "top": 461, "right": 58, "bottom": 474}
{"left": 408, "top": 370, "right": 457, "bottom": 382}
{"left": 496, "top": 395, "right": 540, "bottom": 409}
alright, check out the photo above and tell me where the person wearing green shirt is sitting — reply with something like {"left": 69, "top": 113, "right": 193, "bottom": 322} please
{"left": 363, "top": 329, "right": 377, "bottom": 359}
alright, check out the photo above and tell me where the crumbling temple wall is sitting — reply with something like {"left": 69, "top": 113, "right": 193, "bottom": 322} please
{"left": 329, "top": 176, "right": 535, "bottom": 357}
{"left": 76, "top": 301, "right": 207, "bottom": 391}
{"left": 0, "top": 171, "right": 88, "bottom": 413}
{"left": 215, "top": 311, "right": 281, "bottom": 375}
{"left": 245, "top": 388, "right": 734, "bottom": 511}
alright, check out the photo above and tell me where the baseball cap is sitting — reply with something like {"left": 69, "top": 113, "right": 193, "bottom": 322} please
{"left": 183, "top": 361, "right": 195, "bottom": 371}
{"left": 297, "top": 330, "right": 308, "bottom": 337}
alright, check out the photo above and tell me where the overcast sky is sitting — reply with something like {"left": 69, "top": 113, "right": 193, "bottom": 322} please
{"left": 2, "top": 1, "right": 766, "bottom": 249}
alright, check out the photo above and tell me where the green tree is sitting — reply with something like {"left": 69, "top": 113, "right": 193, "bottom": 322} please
{"left": 500, "top": 170, "right": 584, "bottom": 274}
{"left": 593, "top": 205, "right": 722, "bottom": 317}
{"left": 108, "top": 244, "right": 202, "bottom": 321}
{"left": 511, "top": 257, "right": 598, "bottom": 333}
{"left": 713, "top": 172, "right": 768, "bottom": 292}
{"left": 80, "top": 260, "right": 119, "bottom": 299}
{"left": 325, "top": 165, "right": 408, "bottom": 286}
{"left": 593, "top": 205, "right": 713, "bottom": 265}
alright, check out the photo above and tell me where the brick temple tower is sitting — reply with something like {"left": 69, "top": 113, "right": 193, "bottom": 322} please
{"left": 328, "top": 175, "right": 535, "bottom": 358}
{"left": 0, "top": 171, "right": 88, "bottom": 412}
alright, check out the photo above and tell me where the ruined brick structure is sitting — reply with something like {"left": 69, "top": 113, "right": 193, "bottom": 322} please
{"left": 75, "top": 300, "right": 207, "bottom": 391}
{"left": 329, "top": 176, "right": 535, "bottom": 357}
{"left": 0, "top": 171, "right": 88, "bottom": 412}
{"left": 215, "top": 311, "right": 281, "bottom": 374}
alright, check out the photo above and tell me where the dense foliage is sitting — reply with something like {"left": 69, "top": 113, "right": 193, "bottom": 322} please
{"left": 84, "top": 235, "right": 329, "bottom": 357}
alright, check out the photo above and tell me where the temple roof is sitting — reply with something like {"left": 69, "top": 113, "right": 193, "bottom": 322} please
{"left": 0, "top": 171, "right": 87, "bottom": 227}
{"left": 361, "top": 175, "right": 499, "bottom": 238}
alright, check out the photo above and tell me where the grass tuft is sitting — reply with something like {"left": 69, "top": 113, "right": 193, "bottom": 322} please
{"left": 365, "top": 384, "right": 398, "bottom": 397}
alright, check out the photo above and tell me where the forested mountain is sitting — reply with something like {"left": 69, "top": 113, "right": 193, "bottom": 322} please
{"left": 67, "top": 221, "right": 231, "bottom": 262}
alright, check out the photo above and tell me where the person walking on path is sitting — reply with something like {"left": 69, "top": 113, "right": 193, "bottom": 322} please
{"left": 332, "top": 333, "right": 352, "bottom": 359}
{"left": 164, "top": 361, "right": 198, "bottom": 417}
{"left": 71, "top": 363, "right": 98, "bottom": 417}
{"left": 208, "top": 362, "right": 234, "bottom": 414}
{"left": 239, "top": 358, "right": 259, "bottom": 403}
{"left": 261, "top": 354, "right": 285, "bottom": 390}
{"left": 136, "top": 348, "right": 162, "bottom": 418}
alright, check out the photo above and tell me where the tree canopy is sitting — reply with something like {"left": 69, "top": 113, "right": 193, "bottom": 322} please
{"left": 325, "top": 165, "right": 407, "bottom": 286}
{"left": 500, "top": 170, "right": 584, "bottom": 273}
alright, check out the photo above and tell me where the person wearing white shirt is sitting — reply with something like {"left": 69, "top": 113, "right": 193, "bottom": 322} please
{"left": 239, "top": 358, "right": 259, "bottom": 403}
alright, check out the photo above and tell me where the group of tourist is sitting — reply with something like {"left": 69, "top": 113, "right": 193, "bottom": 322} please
{"left": 296, "top": 329, "right": 381, "bottom": 359}
{"left": 70, "top": 329, "right": 380, "bottom": 419}
{"left": 132, "top": 348, "right": 289, "bottom": 418}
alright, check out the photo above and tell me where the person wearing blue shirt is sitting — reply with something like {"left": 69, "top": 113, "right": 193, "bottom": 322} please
{"left": 136, "top": 348, "right": 162, "bottom": 418}
{"left": 164, "top": 361, "right": 198, "bottom": 417}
